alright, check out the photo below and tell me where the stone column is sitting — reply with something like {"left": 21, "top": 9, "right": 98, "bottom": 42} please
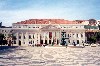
{"left": 21, "top": 32, "right": 24, "bottom": 45}
{"left": 47, "top": 32, "right": 49, "bottom": 44}
{"left": 26, "top": 32, "right": 29, "bottom": 45}
{"left": 59, "top": 31, "right": 61, "bottom": 46}
{"left": 34, "top": 33, "right": 36, "bottom": 45}
{"left": 83, "top": 32, "right": 85, "bottom": 42}
{"left": 56, "top": 31, "right": 58, "bottom": 44}
{"left": 55, "top": 31, "right": 57, "bottom": 44}
{"left": 52, "top": 31, "right": 55, "bottom": 44}
{"left": 74, "top": 32, "right": 76, "bottom": 44}
{"left": 78, "top": 33, "right": 81, "bottom": 46}
{"left": 33, "top": 33, "right": 35, "bottom": 45}
{"left": 43, "top": 32, "right": 45, "bottom": 44}
{"left": 51, "top": 32, "right": 52, "bottom": 44}
{"left": 16, "top": 32, "right": 19, "bottom": 45}
{"left": 38, "top": 32, "right": 40, "bottom": 44}
{"left": 35, "top": 33, "right": 38, "bottom": 44}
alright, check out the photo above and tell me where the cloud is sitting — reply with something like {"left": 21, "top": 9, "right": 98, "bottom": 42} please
{"left": 0, "top": 0, "right": 100, "bottom": 26}
{"left": 0, "top": 9, "right": 66, "bottom": 26}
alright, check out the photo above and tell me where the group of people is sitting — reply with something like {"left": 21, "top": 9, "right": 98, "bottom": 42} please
{"left": 0, "top": 38, "right": 13, "bottom": 46}
{"left": 28, "top": 43, "right": 48, "bottom": 47}
{"left": 72, "top": 41, "right": 85, "bottom": 48}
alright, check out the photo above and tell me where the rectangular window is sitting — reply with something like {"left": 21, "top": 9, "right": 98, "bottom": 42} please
{"left": 77, "top": 34, "right": 78, "bottom": 37}
{"left": 29, "top": 35, "right": 31, "bottom": 39}
{"left": 49, "top": 32, "right": 52, "bottom": 39}
{"left": 49, "top": 40, "right": 51, "bottom": 44}
{"left": 65, "top": 34, "right": 66, "bottom": 37}
{"left": 19, "top": 36, "right": 21, "bottom": 39}
{"left": 77, "top": 40, "right": 79, "bottom": 44}
{"left": 68, "top": 40, "right": 70, "bottom": 43}
{"left": 33, "top": 27, "right": 35, "bottom": 28}
{"left": 70, "top": 34, "right": 71, "bottom": 37}
{"left": 81, "top": 34, "right": 83, "bottom": 37}
{"left": 33, "top": 34, "right": 34, "bottom": 39}
{"left": 64, "top": 27, "right": 66, "bottom": 28}
{"left": 31, "top": 40, "right": 32, "bottom": 44}
{"left": 68, "top": 34, "right": 69, "bottom": 37}
{"left": 19, "top": 26, "right": 21, "bottom": 28}
{"left": 33, "top": 41, "right": 34, "bottom": 44}
{"left": 24, "top": 36, "right": 25, "bottom": 39}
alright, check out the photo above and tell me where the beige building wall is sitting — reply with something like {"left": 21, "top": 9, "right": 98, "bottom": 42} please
{"left": 12, "top": 24, "right": 85, "bottom": 46}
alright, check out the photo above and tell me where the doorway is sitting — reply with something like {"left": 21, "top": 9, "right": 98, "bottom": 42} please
{"left": 45, "top": 40, "right": 47, "bottom": 44}
{"left": 19, "top": 40, "right": 21, "bottom": 46}
{"left": 77, "top": 40, "right": 79, "bottom": 44}
{"left": 40, "top": 40, "right": 43, "bottom": 44}
{"left": 49, "top": 40, "right": 51, "bottom": 44}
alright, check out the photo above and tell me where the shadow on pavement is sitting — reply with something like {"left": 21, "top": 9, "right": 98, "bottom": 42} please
{"left": 68, "top": 46, "right": 84, "bottom": 48}
{"left": 0, "top": 46, "right": 19, "bottom": 54}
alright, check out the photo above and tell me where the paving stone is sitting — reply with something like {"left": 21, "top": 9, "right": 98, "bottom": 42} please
{"left": 0, "top": 46, "right": 100, "bottom": 66}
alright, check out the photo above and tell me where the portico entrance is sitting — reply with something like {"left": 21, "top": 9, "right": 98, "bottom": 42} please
{"left": 40, "top": 24, "right": 61, "bottom": 45}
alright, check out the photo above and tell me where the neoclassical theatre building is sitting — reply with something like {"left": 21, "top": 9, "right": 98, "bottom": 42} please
{"left": 12, "top": 19, "right": 88, "bottom": 46}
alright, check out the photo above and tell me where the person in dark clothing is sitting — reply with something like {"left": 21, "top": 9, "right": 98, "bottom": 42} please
{"left": 19, "top": 40, "right": 21, "bottom": 46}
{"left": 73, "top": 41, "right": 76, "bottom": 46}
{"left": 82, "top": 41, "right": 85, "bottom": 48}
{"left": 3, "top": 40, "right": 7, "bottom": 45}
{"left": 8, "top": 40, "right": 12, "bottom": 46}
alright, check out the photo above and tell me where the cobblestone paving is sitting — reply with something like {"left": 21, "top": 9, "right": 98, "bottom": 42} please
{"left": 0, "top": 46, "right": 100, "bottom": 66}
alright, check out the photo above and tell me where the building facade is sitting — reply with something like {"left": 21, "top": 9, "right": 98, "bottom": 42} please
{"left": 12, "top": 19, "right": 86, "bottom": 46}
{"left": 0, "top": 19, "right": 99, "bottom": 46}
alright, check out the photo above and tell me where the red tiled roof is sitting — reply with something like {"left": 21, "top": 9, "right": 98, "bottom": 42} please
{"left": 14, "top": 19, "right": 84, "bottom": 24}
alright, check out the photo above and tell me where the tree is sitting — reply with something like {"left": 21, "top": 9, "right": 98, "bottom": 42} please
{"left": 96, "top": 32, "right": 100, "bottom": 43}
{"left": 89, "top": 19, "right": 96, "bottom": 25}
{"left": 8, "top": 33, "right": 16, "bottom": 44}
{"left": 12, "top": 35, "right": 16, "bottom": 44}
{"left": 91, "top": 36, "right": 96, "bottom": 43}
{"left": 0, "top": 33, "right": 5, "bottom": 46}
{"left": 61, "top": 32, "right": 66, "bottom": 46}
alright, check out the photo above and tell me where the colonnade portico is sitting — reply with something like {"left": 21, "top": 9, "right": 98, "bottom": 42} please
{"left": 39, "top": 24, "right": 61, "bottom": 45}
{"left": 15, "top": 31, "right": 61, "bottom": 46}
{"left": 40, "top": 30, "right": 61, "bottom": 45}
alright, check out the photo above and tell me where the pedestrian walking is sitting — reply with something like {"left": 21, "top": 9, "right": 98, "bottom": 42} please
{"left": 82, "top": 41, "right": 85, "bottom": 48}
{"left": 8, "top": 40, "right": 12, "bottom": 46}
{"left": 73, "top": 41, "right": 76, "bottom": 46}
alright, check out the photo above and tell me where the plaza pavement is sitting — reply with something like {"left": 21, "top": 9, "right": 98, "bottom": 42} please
{"left": 0, "top": 46, "right": 100, "bottom": 66}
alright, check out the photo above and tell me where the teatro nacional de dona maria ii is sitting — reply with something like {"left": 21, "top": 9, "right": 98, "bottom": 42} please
{"left": 11, "top": 19, "right": 98, "bottom": 46}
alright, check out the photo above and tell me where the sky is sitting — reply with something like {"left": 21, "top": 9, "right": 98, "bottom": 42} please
{"left": 0, "top": 0, "right": 100, "bottom": 26}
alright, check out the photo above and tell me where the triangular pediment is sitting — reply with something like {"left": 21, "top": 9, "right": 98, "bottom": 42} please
{"left": 40, "top": 24, "right": 60, "bottom": 30}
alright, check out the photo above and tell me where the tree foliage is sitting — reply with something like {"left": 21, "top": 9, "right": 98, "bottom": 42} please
{"left": 0, "top": 33, "right": 5, "bottom": 46}
{"left": 87, "top": 32, "right": 100, "bottom": 43}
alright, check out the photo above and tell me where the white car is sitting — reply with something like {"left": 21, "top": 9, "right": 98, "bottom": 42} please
{"left": 91, "top": 44, "right": 97, "bottom": 47}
